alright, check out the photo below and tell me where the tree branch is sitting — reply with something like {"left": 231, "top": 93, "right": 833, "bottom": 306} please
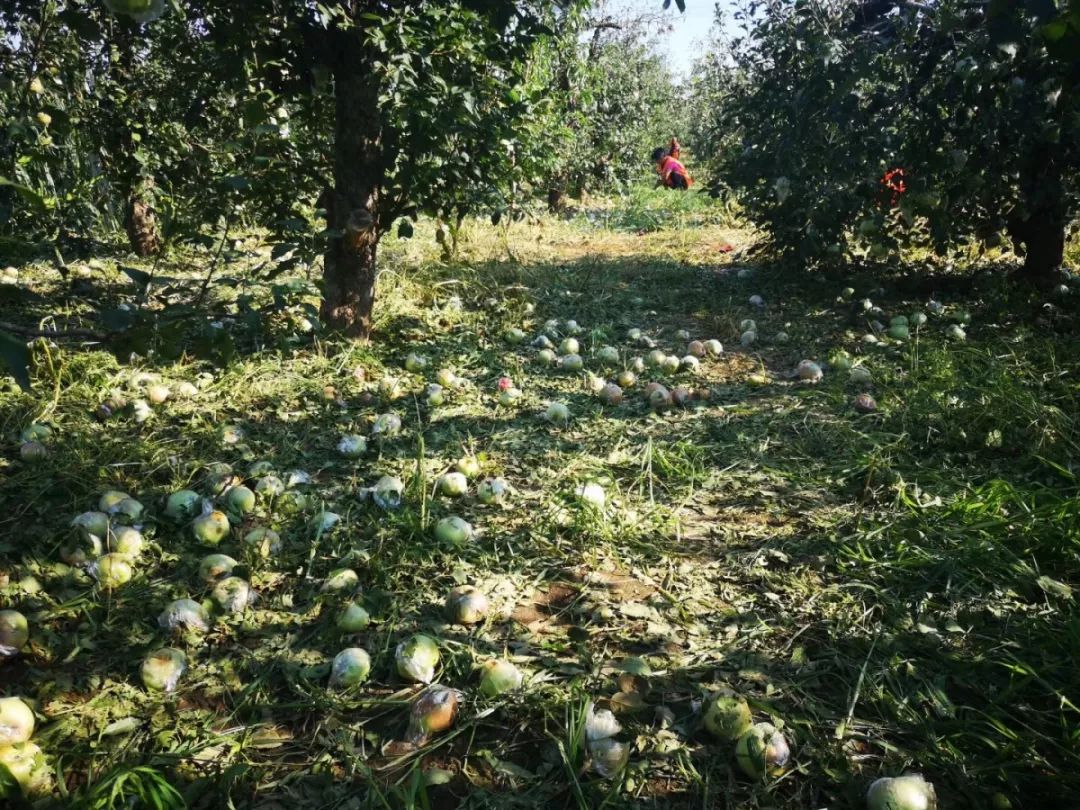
{"left": 852, "top": 0, "right": 933, "bottom": 33}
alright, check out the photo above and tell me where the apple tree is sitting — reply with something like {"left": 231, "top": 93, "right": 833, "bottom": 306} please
{"left": 713, "top": 0, "right": 1080, "bottom": 281}
{"left": 173, "top": 0, "right": 574, "bottom": 340}
{"left": 524, "top": 6, "right": 689, "bottom": 209}
{"left": 0, "top": 0, "right": 263, "bottom": 258}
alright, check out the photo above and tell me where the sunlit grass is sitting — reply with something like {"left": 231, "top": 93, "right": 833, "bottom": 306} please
{"left": 1, "top": 198, "right": 1078, "bottom": 808}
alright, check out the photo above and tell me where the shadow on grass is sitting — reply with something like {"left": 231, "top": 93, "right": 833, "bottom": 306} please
{"left": 2, "top": 247, "right": 1079, "bottom": 808}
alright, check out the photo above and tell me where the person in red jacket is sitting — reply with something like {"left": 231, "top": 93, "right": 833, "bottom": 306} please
{"left": 652, "top": 139, "right": 691, "bottom": 190}
{"left": 879, "top": 167, "right": 906, "bottom": 207}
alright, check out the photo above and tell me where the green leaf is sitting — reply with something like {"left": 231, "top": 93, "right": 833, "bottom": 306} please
{"left": 101, "top": 717, "right": 142, "bottom": 736}
{"left": 422, "top": 768, "right": 454, "bottom": 786}
{"left": 619, "top": 602, "right": 654, "bottom": 619}
{"left": 477, "top": 749, "right": 537, "bottom": 781}
{"left": 271, "top": 242, "right": 297, "bottom": 260}
{"left": 0, "top": 177, "right": 47, "bottom": 213}
{"left": 0, "top": 329, "right": 31, "bottom": 391}
{"left": 1037, "top": 575, "right": 1073, "bottom": 600}
{"left": 1043, "top": 25, "right": 1080, "bottom": 59}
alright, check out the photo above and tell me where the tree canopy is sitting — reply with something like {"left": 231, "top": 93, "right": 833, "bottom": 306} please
{"left": 707, "top": 0, "right": 1080, "bottom": 280}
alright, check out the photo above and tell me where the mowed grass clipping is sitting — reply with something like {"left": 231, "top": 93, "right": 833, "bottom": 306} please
{"left": 1, "top": 196, "right": 1079, "bottom": 809}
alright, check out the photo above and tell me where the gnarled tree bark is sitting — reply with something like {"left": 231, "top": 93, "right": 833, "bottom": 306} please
{"left": 320, "top": 29, "right": 382, "bottom": 340}
{"left": 125, "top": 177, "right": 160, "bottom": 257}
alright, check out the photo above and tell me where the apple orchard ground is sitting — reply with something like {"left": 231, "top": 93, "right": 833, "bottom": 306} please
{"left": 1, "top": 201, "right": 1079, "bottom": 808}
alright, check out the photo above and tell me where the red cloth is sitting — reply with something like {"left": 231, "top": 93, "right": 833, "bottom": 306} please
{"left": 659, "top": 155, "right": 691, "bottom": 188}
{"left": 879, "top": 168, "right": 906, "bottom": 207}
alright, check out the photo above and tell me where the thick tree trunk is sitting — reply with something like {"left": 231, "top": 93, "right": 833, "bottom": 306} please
{"left": 124, "top": 178, "right": 160, "bottom": 257}
{"left": 1007, "top": 212, "right": 1067, "bottom": 284}
{"left": 1008, "top": 147, "right": 1067, "bottom": 285}
{"left": 321, "top": 53, "right": 382, "bottom": 339}
{"left": 1013, "top": 215, "right": 1065, "bottom": 283}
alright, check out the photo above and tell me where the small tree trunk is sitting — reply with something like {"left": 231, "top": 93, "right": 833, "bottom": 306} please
{"left": 110, "top": 24, "right": 159, "bottom": 257}
{"left": 1009, "top": 214, "right": 1065, "bottom": 284}
{"left": 1008, "top": 146, "right": 1067, "bottom": 285}
{"left": 124, "top": 178, "right": 160, "bottom": 257}
{"left": 321, "top": 55, "right": 382, "bottom": 339}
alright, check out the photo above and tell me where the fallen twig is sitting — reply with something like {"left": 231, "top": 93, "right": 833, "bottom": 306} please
{"left": 0, "top": 320, "right": 107, "bottom": 341}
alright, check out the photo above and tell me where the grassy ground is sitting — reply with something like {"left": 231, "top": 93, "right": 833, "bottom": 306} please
{"left": 1, "top": 189, "right": 1079, "bottom": 809}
